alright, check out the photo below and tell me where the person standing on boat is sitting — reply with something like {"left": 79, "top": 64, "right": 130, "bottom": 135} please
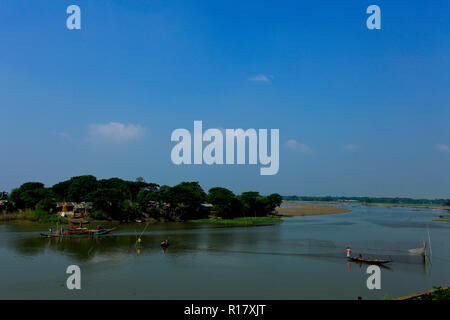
{"left": 346, "top": 247, "right": 351, "bottom": 257}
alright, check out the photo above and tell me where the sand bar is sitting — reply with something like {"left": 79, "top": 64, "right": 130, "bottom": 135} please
{"left": 276, "top": 202, "right": 351, "bottom": 216}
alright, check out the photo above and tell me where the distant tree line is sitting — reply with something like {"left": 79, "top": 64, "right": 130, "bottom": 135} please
{"left": 0, "top": 175, "right": 282, "bottom": 221}
{"left": 283, "top": 195, "right": 450, "bottom": 205}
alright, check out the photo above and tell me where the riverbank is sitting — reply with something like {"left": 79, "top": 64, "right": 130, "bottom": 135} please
{"left": 0, "top": 213, "right": 152, "bottom": 226}
{"left": 0, "top": 210, "right": 65, "bottom": 224}
{"left": 285, "top": 201, "right": 450, "bottom": 211}
{"left": 363, "top": 203, "right": 450, "bottom": 210}
{"left": 395, "top": 285, "right": 450, "bottom": 300}
{"left": 188, "top": 217, "right": 283, "bottom": 225}
{"left": 1, "top": 212, "right": 282, "bottom": 226}
{"left": 276, "top": 202, "right": 351, "bottom": 216}
{"left": 308, "top": 201, "right": 450, "bottom": 210}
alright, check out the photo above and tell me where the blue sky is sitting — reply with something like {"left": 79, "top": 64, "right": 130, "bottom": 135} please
{"left": 0, "top": 0, "right": 449, "bottom": 198}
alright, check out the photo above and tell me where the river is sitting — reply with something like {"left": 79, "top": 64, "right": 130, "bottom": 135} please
{"left": 0, "top": 205, "right": 449, "bottom": 299}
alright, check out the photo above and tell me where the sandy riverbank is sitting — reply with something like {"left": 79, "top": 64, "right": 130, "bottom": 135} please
{"left": 276, "top": 202, "right": 351, "bottom": 216}
{"left": 364, "top": 203, "right": 450, "bottom": 210}
{"left": 283, "top": 201, "right": 450, "bottom": 211}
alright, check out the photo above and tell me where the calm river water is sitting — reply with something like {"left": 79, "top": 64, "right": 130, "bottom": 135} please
{"left": 1, "top": 205, "right": 449, "bottom": 299}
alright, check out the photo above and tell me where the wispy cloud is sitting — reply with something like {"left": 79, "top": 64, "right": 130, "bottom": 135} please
{"left": 88, "top": 122, "right": 145, "bottom": 143}
{"left": 58, "top": 132, "right": 71, "bottom": 139}
{"left": 285, "top": 139, "right": 311, "bottom": 154}
{"left": 58, "top": 132, "right": 75, "bottom": 143}
{"left": 343, "top": 144, "right": 360, "bottom": 151}
{"left": 249, "top": 74, "right": 271, "bottom": 82}
{"left": 435, "top": 144, "right": 450, "bottom": 153}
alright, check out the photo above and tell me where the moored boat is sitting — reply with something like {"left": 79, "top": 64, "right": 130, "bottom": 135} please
{"left": 88, "top": 227, "right": 116, "bottom": 236}
{"left": 40, "top": 227, "right": 116, "bottom": 238}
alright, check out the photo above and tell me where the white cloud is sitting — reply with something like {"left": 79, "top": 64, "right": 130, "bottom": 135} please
{"left": 343, "top": 144, "right": 360, "bottom": 151}
{"left": 58, "top": 132, "right": 75, "bottom": 143}
{"left": 435, "top": 144, "right": 450, "bottom": 153}
{"left": 58, "top": 132, "right": 70, "bottom": 139}
{"left": 89, "top": 122, "right": 145, "bottom": 142}
{"left": 249, "top": 74, "right": 271, "bottom": 82}
{"left": 285, "top": 139, "right": 311, "bottom": 154}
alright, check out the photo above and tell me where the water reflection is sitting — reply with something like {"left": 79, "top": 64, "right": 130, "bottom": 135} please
{"left": 2, "top": 205, "right": 449, "bottom": 299}
{"left": 9, "top": 231, "right": 435, "bottom": 271}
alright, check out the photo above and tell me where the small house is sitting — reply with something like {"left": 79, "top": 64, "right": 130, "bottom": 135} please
{"left": 56, "top": 202, "right": 91, "bottom": 218}
{"left": 200, "top": 203, "right": 213, "bottom": 214}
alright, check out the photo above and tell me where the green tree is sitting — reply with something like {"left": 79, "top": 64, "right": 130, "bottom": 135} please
{"left": 35, "top": 198, "right": 56, "bottom": 213}
{"left": 52, "top": 175, "right": 98, "bottom": 201}
{"left": 207, "top": 187, "right": 237, "bottom": 218}
{"left": 238, "top": 192, "right": 281, "bottom": 217}
{"left": 164, "top": 182, "right": 206, "bottom": 220}
{"left": 85, "top": 188, "right": 124, "bottom": 220}
{"left": 127, "top": 181, "right": 158, "bottom": 202}
{"left": 10, "top": 182, "right": 54, "bottom": 210}
{"left": 239, "top": 191, "right": 260, "bottom": 217}
{"left": 66, "top": 175, "right": 98, "bottom": 202}
{"left": 136, "top": 184, "right": 161, "bottom": 217}
{"left": 98, "top": 178, "right": 131, "bottom": 200}
{"left": 6, "top": 175, "right": 284, "bottom": 221}
{"left": 267, "top": 193, "right": 283, "bottom": 209}
{"left": 122, "top": 199, "right": 140, "bottom": 220}
{"left": 52, "top": 180, "right": 72, "bottom": 201}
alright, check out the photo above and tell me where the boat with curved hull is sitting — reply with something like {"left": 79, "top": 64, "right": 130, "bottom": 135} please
{"left": 40, "top": 228, "right": 116, "bottom": 238}
{"left": 348, "top": 256, "right": 392, "bottom": 264}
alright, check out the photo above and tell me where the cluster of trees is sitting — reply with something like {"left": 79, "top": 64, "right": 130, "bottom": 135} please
{"left": 283, "top": 195, "right": 449, "bottom": 205}
{"left": 0, "top": 175, "right": 282, "bottom": 221}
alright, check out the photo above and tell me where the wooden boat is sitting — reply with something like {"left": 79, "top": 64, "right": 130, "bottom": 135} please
{"left": 40, "top": 232, "right": 62, "bottom": 238}
{"left": 70, "top": 221, "right": 89, "bottom": 228}
{"left": 40, "top": 227, "right": 116, "bottom": 238}
{"left": 348, "top": 256, "right": 392, "bottom": 264}
{"left": 40, "top": 231, "right": 87, "bottom": 238}
{"left": 89, "top": 227, "right": 116, "bottom": 236}
{"left": 40, "top": 228, "right": 89, "bottom": 237}
{"left": 70, "top": 220, "right": 89, "bottom": 225}
{"left": 67, "top": 228, "right": 90, "bottom": 235}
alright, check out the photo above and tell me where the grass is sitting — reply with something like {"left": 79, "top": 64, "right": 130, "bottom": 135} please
{"left": 410, "top": 287, "right": 450, "bottom": 301}
{"left": 0, "top": 209, "right": 67, "bottom": 224}
{"left": 188, "top": 216, "right": 283, "bottom": 225}
{"left": 396, "top": 285, "right": 450, "bottom": 300}
{"left": 410, "top": 287, "right": 450, "bottom": 300}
